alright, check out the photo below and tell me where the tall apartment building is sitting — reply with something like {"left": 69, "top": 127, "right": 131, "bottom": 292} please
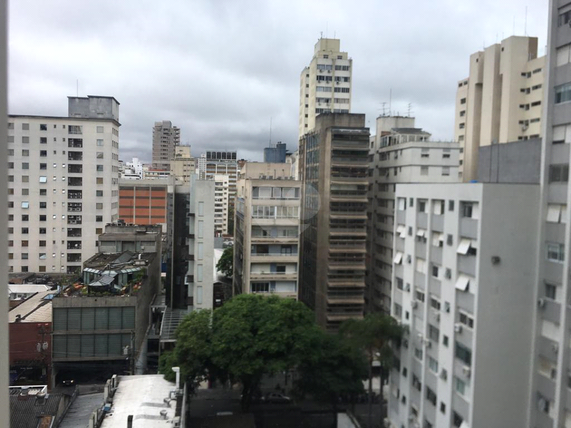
{"left": 455, "top": 36, "right": 545, "bottom": 182}
{"left": 186, "top": 175, "right": 215, "bottom": 311}
{"left": 387, "top": 183, "right": 539, "bottom": 428}
{"left": 234, "top": 162, "right": 300, "bottom": 299}
{"left": 170, "top": 145, "right": 195, "bottom": 183}
{"left": 152, "top": 121, "right": 180, "bottom": 170}
{"left": 8, "top": 95, "right": 120, "bottom": 274}
{"left": 367, "top": 116, "right": 460, "bottom": 314}
{"left": 298, "top": 113, "right": 369, "bottom": 331}
{"left": 299, "top": 38, "right": 352, "bottom": 138}
{"left": 528, "top": 3, "right": 571, "bottom": 426}
{"left": 214, "top": 175, "right": 230, "bottom": 236}
{"left": 199, "top": 151, "right": 238, "bottom": 235}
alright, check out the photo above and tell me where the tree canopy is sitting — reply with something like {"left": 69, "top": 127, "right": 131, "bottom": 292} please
{"left": 216, "top": 245, "right": 233, "bottom": 278}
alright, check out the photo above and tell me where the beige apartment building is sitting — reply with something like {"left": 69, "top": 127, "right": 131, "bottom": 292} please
{"left": 152, "top": 120, "right": 180, "bottom": 170}
{"left": 169, "top": 145, "right": 195, "bottom": 183}
{"left": 455, "top": 36, "right": 545, "bottom": 181}
{"left": 234, "top": 162, "right": 300, "bottom": 299}
{"left": 8, "top": 96, "right": 120, "bottom": 274}
{"left": 299, "top": 38, "right": 352, "bottom": 138}
{"left": 299, "top": 113, "right": 369, "bottom": 331}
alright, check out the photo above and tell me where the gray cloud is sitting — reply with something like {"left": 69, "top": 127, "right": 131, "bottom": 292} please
{"left": 8, "top": 0, "right": 548, "bottom": 163}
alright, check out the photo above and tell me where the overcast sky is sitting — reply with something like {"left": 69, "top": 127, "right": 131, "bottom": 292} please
{"left": 8, "top": 0, "right": 548, "bottom": 163}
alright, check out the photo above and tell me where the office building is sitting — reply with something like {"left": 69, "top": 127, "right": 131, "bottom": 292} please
{"left": 388, "top": 183, "right": 539, "bottom": 428}
{"left": 298, "top": 113, "right": 369, "bottom": 331}
{"left": 186, "top": 175, "right": 215, "bottom": 310}
{"left": 528, "top": 3, "right": 571, "bottom": 426}
{"left": 234, "top": 162, "right": 300, "bottom": 299}
{"left": 118, "top": 178, "right": 170, "bottom": 229}
{"left": 152, "top": 120, "right": 180, "bottom": 170}
{"left": 367, "top": 116, "right": 460, "bottom": 314}
{"left": 299, "top": 38, "right": 352, "bottom": 138}
{"left": 455, "top": 36, "right": 545, "bottom": 181}
{"left": 263, "top": 142, "right": 288, "bottom": 163}
{"left": 8, "top": 95, "right": 121, "bottom": 275}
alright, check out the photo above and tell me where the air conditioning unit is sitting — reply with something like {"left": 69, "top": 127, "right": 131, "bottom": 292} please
{"left": 537, "top": 298, "right": 546, "bottom": 308}
{"left": 439, "top": 369, "right": 447, "bottom": 380}
{"left": 463, "top": 366, "right": 471, "bottom": 378}
{"left": 411, "top": 301, "right": 418, "bottom": 309}
{"left": 454, "top": 323, "right": 463, "bottom": 333}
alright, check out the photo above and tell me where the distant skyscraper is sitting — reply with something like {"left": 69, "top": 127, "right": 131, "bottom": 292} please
{"left": 152, "top": 121, "right": 180, "bottom": 170}
{"left": 263, "top": 142, "right": 288, "bottom": 163}
{"left": 299, "top": 38, "right": 352, "bottom": 138}
{"left": 455, "top": 36, "right": 545, "bottom": 182}
{"left": 298, "top": 113, "right": 369, "bottom": 332}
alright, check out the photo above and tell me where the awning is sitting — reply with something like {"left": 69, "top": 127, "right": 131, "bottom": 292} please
{"left": 547, "top": 205, "right": 561, "bottom": 223}
{"left": 457, "top": 238, "right": 472, "bottom": 255}
{"left": 432, "top": 232, "right": 443, "bottom": 246}
{"left": 393, "top": 252, "right": 403, "bottom": 264}
{"left": 416, "top": 229, "right": 426, "bottom": 237}
{"left": 396, "top": 225, "right": 406, "bottom": 236}
{"left": 84, "top": 268, "right": 101, "bottom": 274}
{"left": 455, "top": 274, "right": 471, "bottom": 291}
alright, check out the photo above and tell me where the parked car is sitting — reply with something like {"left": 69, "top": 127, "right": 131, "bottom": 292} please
{"left": 265, "top": 393, "right": 292, "bottom": 404}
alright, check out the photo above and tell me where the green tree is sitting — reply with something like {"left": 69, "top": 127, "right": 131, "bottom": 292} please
{"left": 211, "top": 294, "right": 316, "bottom": 410}
{"left": 216, "top": 245, "right": 233, "bottom": 278}
{"left": 294, "top": 332, "right": 368, "bottom": 427}
{"left": 340, "top": 313, "right": 404, "bottom": 427}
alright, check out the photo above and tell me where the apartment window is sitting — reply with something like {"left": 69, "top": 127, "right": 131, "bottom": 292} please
{"left": 39, "top": 176, "right": 47, "bottom": 183}
{"left": 97, "top": 139, "right": 104, "bottom": 146}
{"left": 426, "top": 387, "right": 437, "bottom": 406}
{"left": 96, "top": 215, "right": 103, "bottom": 222}
{"left": 414, "top": 347, "right": 423, "bottom": 361}
{"left": 198, "top": 202, "right": 204, "bottom": 216}
{"left": 22, "top": 176, "right": 29, "bottom": 183}
{"left": 96, "top": 165, "right": 104, "bottom": 172}
{"left": 21, "top": 240, "right": 28, "bottom": 247}
{"left": 431, "top": 265, "right": 439, "bottom": 278}
{"left": 430, "top": 297, "right": 440, "bottom": 310}
{"left": 455, "top": 377, "right": 466, "bottom": 396}
{"left": 96, "top": 203, "right": 103, "bottom": 210}
{"left": 40, "top": 150, "right": 47, "bottom": 157}
{"left": 459, "top": 123, "right": 465, "bottom": 129}
{"left": 96, "top": 177, "right": 104, "bottom": 185}
{"left": 39, "top": 215, "right": 46, "bottom": 221}
{"left": 22, "top": 149, "right": 29, "bottom": 157}
{"left": 22, "top": 162, "right": 29, "bottom": 170}
{"left": 559, "top": 8, "right": 571, "bottom": 27}
{"left": 455, "top": 342, "right": 472, "bottom": 365}
{"left": 97, "top": 126, "right": 104, "bottom": 133}
{"left": 421, "top": 148, "right": 429, "bottom": 158}
{"left": 459, "top": 311, "right": 474, "bottom": 329}
{"left": 460, "top": 98, "right": 466, "bottom": 104}
{"left": 197, "top": 264, "right": 204, "bottom": 282}
{"left": 442, "top": 166, "right": 450, "bottom": 176}
{"left": 40, "top": 189, "right": 46, "bottom": 196}
{"left": 96, "top": 190, "right": 103, "bottom": 197}
{"left": 557, "top": 44, "right": 571, "bottom": 67}
{"left": 461, "top": 202, "right": 478, "bottom": 218}
{"left": 420, "top": 166, "right": 428, "bottom": 176}
{"left": 394, "top": 303, "right": 402, "bottom": 317}
{"left": 40, "top": 137, "right": 47, "bottom": 144}
{"left": 21, "top": 201, "right": 29, "bottom": 209}
{"left": 415, "top": 289, "right": 425, "bottom": 302}
{"left": 547, "top": 243, "right": 565, "bottom": 262}
{"left": 418, "top": 200, "right": 427, "bottom": 213}
{"left": 544, "top": 283, "right": 557, "bottom": 300}
{"left": 428, "top": 356, "right": 439, "bottom": 373}
{"left": 555, "top": 83, "right": 571, "bottom": 104}
{"left": 549, "top": 164, "right": 569, "bottom": 183}
{"left": 96, "top": 152, "right": 104, "bottom": 159}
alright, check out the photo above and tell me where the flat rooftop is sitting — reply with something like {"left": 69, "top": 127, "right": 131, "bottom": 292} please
{"left": 100, "top": 375, "right": 177, "bottom": 428}
{"left": 84, "top": 251, "right": 155, "bottom": 271}
{"left": 9, "top": 290, "right": 56, "bottom": 323}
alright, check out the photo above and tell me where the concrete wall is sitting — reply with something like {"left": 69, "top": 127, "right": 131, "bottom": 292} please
{"left": 68, "top": 96, "right": 120, "bottom": 121}
{"left": 477, "top": 138, "right": 541, "bottom": 184}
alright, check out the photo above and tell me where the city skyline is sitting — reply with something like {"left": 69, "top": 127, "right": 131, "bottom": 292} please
{"left": 8, "top": 0, "right": 547, "bottom": 163}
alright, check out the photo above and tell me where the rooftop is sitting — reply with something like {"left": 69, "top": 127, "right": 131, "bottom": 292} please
{"left": 9, "top": 290, "right": 56, "bottom": 323}
{"left": 100, "top": 375, "right": 178, "bottom": 428}
{"left": 391, "top": 127, "right": 431, "bottom": 135}
{"left": 84, "top": 251, "right": 155, "bottom": 271}
{"left": 8, "top": 284, "right": 51, "bottom": 296}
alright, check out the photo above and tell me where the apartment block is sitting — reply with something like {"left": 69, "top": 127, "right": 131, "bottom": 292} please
{"left": 170, "top": 145, "right": 195, "bottom": 183}
{"left": 388, "top": 183, "right": 539, "bottom": 428}
{"left": 186, "top": 175, "right": 215, "bottom": 310}
{"left": 367, "top": 116, "right": 460, "bottom": 314}
{"left": 118, "top": 179, "right": 170, "bottom": 228}
{"left": 455, "top": 36, "right": 545, "bottom": 181}
{"left": 299, "top": 38, "right": 352, "bottom": 138}
{"left": 298, "top": 113, "right": 369, "bottom": 331}
{"left": 528, "top": 2, "right": 571, "bottom": 426}
{"left": 214, "top": 174, "right": 230, "bottom": 236}
{"left": 7, "top": 96, "right": 120, "bottom": 275}
{"left": 234, "top": 162, "right": 300, "bottom": 299}
{"left": 152, "top": 121, "right": 180, "bottom": 170}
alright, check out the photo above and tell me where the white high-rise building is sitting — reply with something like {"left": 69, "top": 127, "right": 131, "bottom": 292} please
{"left": 455, "top": 36, "right": 545, "bottom": 182}
{"left": 7, "top": 96, "right": 120, "bottom": 275}
{"left": 214, "top": 174, "right": 229, "bottom": 236}
{"left": 299, "top": 38, "right": 352, "bottom": 138}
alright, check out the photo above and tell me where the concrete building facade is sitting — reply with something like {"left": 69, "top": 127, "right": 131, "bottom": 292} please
{"left": 214, "top": 174, "right": 230, "bottom": 236}
{"left": 298, "top": 113, "right": 369, "bottom": 331}
{"left": 170, "top": 145, "right": 195, "bottom": 183}
{"left": 186, "top": 176, "right": 216, "bottom": 311}
{"left": 367, "top": 116, "right": 461, "bottom": 314}
{"left": 118, "top": 179, "right": 169, "bottom": 228}
{"left": 388, "top": 183, "right": 539, "bottom": 428}
{"left": 455, "top": 36, "right": 545, "bottom": 182}
{"left": 299, "top": 38, "right": 352, "bottom": 138}
{"left": 234, "top": 163, "right": 300, "bottom": 299}
{"left": 528, "top": 2, "right": 571, "bottom": 426}
{"left": 152, "top": 120, "right": 180, "bottom": 170}
{"left": 8, "top": 95, "right": 120, "bottom": 275}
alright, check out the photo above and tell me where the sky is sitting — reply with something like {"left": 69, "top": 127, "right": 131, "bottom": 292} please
{"left": 8, "top": 0, "right": 548, "bottom": 163}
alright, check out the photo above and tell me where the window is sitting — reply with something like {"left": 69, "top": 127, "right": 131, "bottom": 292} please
{"left": 547, "top": 243, "right": 565, "bottom": 262}
{"left": 455, "top": 342, "right": 472, "bottom": 365}
{"left": 555, "top": 83, "right": 571, "bottom": 104}
{"left": 428, "top": 356, "right": 438, "bottom": 373}
{"left": 22, "top": 149, "right": 29, "bottom": 157}
{"left": 428, "top": 324, "right": 440, "bottom": 341}
{"left": 96, "top": 203, "right": 103, "bottom": 210}
{"left": 21, "top": 201, "right": 29, "bottom": 209}
{"left": 420, "top": 166, "right": 428, "bottom": 176}
{"left": 96, "top": 165, "right": 104, "bottom": 172}
{"left": 545, "top": 283, "right": 557, "bottom": 300}
{"left": 96, "top": 190, "right": 103, "bottom": 197}
{"left": 431, "top": 265, "right": 439, "bottom": 278}
{"left": 430, "top": 297, "right": 440, "bottom": 310}
{"left": 442, "top": 166, "right": 450, "bottom": 176}
{"left": 97, "top": 126, "right": 104, "bottom": 133}
{"left": 40, "top": 150, "right": 47, "bottom": 157}
{"left": 97, "top": 139, "right": 104, "bottom": 146}
{"left": 96, "top": 152, "right": 104, "bottom": 159}
{"left": 40, "top": 189, "right": 46, "bottom": 196}
{"left": 549, "top": 164, "right": 569, "bottom": 183}
{"left": 96, "top": 177, "right": 104, "bottom": 184}
{"left": 559, "top": 8, "right": 571, "bottom": 27}
{"left": 426, "top": 387, "right": 437, "bottom": 406}
{"left": 547, "top": 204, "right": 567, "bottom": 223}
{"left": 414, "top": 347, "right": 423, "bottom": 360}
{"left": 460, "top": 98, "right": 466, "bottom": 104}
{"left": 461, "top": 202, "right": 479, "bottom": 218}
{"left": 39, "top": 176, "right": 47, "bottom": 183}
{"left": 39, "top": 215, "right": 46, "bottom": 221}
{"left": 459, "top": 311, "right": 474, "bottom": 329}
{"left": 415, "top": 288, "right": 425, "bottom": 302}
{"left": 455, "top": 377, "right": 466, "bottom": 395}
{"left": 22, "top": 162, "right": 29, "bottom": 170}
{"left": 96, "top": 215, "right": 103, "bottom": 222}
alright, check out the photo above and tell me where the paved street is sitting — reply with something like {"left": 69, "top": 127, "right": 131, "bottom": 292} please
{"left": 59, "top": 392, "right": 103, "bottom": 428}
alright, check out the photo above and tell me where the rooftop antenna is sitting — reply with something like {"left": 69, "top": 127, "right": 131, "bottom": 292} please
{"left": 407, "top": 103, "right": 413, "bottom": 117}
{"left": 381, "top": 102, "right": 387, "bottom": 116}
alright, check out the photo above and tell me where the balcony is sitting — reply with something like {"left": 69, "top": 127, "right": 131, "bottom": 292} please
{"left": 329, "top": 228, "right": 367, "bottom": 236}
{"left": 327, "top": 280, "right": 365, "bottom": 288}
{"left": 68, "top": 151, "right": 83, "bottom": 161}
{"left": 67, "top": 203, "right": 82, "bottom": 212}
{"left": 250, "top": 253, "right": 298, "bottom": 263}
{"left": 68, "top": 138, "right": 83, "bottom": 148}
{"left": 249, "top": 271, "right": 297, "bottom": 280}
{"left": 67, "top": 241, "right": 82, "bottom": 250}
{"left": 67, "top": 215, "right": 82, "bottom": 225}
{"left": 68, "top": 164, "right": 83, "bottom": 174}
{"left": 68, "top": 177, "right": 83, "bottom": 187}
{"left": 68, "top": 190, "right": 82, "bottom": 199}
{"left": 67, "top": 228, "right": 82, "bottom": 238}
{"left": 67, "top": 254, "right": 81, "bottom": 262}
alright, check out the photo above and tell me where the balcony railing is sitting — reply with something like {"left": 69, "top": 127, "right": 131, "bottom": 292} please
{"left": 251, "top": 252, "right": 298, "bottom": 257}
